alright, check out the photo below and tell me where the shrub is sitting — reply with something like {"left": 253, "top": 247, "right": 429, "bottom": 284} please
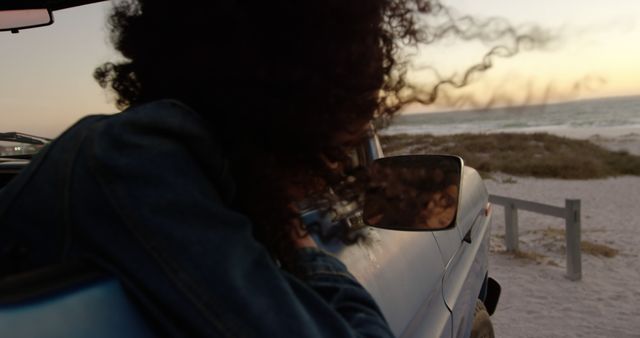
{"left": 380, "top": 133, "right": 640, "bottom": 179}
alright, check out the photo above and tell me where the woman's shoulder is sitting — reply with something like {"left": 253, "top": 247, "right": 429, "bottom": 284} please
{"left": 122, "top": 99, "right": 201, "bottom": 119}
{"left": 60, "top": 99, "right": 207, "bottom": 141}
{"left": 74, "top": 99, "right": 234, "bottom": 201}
{"left": 52, "top": 99, "right": 228, "bottom": 194}
{"left": 105, "top": 99, "right": 208, "bottom": 132}
{"left": 85, "top": 99, "right": 216, "bottom": 149}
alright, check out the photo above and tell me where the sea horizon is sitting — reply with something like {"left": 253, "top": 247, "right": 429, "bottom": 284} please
{"left": 384, "top": 94, "right": 640, "bottom": 139}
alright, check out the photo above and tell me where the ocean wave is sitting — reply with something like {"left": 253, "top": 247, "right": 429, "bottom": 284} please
{"left": 383, "top": 96, "right": 640, "bottom": 136}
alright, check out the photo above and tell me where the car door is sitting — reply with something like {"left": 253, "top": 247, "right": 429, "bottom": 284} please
{"left": 432, "top": 219, "right": 463, "bottom": 336}
{"left": 439, "top": 167, "right": 491, "bottom": 338}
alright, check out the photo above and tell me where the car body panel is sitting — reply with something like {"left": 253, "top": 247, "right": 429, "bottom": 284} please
{"left": 442, "top": 167, "right": 491, "bottom": 338}
{"left": 329, "top": 229, "right": 447, "bottom": 337}
{"left": 448, "top": 213, "right": 490, "bottom": 338}
{"left": 313, "top": 166, "right": 492, "bottom": 338}
{"left": 433, "top": 228, "right": 463, "bottom": 269}
{"left": 0, "top": 278, "right": 155, "bottom": 338}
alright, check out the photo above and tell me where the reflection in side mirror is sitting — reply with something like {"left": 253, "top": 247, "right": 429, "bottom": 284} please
{"left": 363, "top": 155, "right": 463, "bottom": 231}
{"left": 0, "top": 9, "right": 53, "bottom": 33}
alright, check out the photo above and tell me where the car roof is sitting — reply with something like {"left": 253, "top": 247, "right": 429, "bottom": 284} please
{"left": 1, "top": 0, "right": 105, "bottom": 11}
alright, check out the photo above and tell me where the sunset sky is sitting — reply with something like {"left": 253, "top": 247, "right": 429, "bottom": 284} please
{"left": 2, "top": 0, "right": 640, "bottom": 137}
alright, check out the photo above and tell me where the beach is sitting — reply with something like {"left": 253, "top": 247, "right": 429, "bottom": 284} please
{"left": 468, "top": 130, "right": 640, "bottom": 337}
{"left": 485, "top": 174, "right": 640, "bottom": 338}
{"left": 379, "top": 94, "right": 640, "bottom": 336}
{"left": 378, "top": 128, "right": 640, "bottom": 337}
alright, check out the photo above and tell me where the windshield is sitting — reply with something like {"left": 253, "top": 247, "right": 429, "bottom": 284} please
{"left": 0, "top": 132, "right": 50, "bottom": 158}
{"left": 1, "top": 2, "right": 116, "bottom": 157}
{"left": 0, "top": 143, "right": 43, "bottom": 159}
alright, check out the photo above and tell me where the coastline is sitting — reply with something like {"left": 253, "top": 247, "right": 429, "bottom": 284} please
{"left": 382, "top": 125, "right": 640, "bottom": 156}
{"left": 503, "top": 126, "right": 640, "bottom": 156}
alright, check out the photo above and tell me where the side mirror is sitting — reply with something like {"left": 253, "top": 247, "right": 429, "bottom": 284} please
{"left": 363, "top": 155, "right": 463, "bottom": 231}
{"left": 0, "top": 8, "right": 53, "bottom": 33}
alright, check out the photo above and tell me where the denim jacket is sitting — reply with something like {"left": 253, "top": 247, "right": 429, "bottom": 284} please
{"left": 0, "top": 100, "right": 394, "bottom": 337}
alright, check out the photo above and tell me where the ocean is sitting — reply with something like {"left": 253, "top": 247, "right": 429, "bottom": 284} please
{"left": 382, "top": 95, "right": 640, "bottom": 138}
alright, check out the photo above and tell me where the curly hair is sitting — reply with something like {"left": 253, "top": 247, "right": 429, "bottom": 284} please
{"left": 94, "top": 0, "right": 540, "bottom": 270}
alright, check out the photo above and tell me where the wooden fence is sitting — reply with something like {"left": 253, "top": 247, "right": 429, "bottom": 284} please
{"left": 488, "top": 195, "right": 582, "bottom": 281}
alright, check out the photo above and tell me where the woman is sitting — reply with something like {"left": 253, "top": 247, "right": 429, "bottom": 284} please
{"left": 0, "top": 0, "right": 468, "bottom": 336}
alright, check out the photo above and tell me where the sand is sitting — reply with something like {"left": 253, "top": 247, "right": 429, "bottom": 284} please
{"left": 485, "top": 174, "right": 640, "bottom": 337}
{"left": 480, "top": 130, "right": 640, "bottom": 337}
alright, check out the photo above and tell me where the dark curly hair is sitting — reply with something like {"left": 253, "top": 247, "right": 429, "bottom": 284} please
{"left": 94, "top": 0, "right": 541, "bottom": 270}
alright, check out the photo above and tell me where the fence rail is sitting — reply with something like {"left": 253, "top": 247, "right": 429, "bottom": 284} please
{"left": 488, "top": 194, "right": 582, "bottom": 281}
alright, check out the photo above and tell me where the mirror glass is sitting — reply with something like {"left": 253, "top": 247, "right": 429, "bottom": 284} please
{"left": 0, "top": 9, "right": 52, "bottom": 32}
{"left": 363, "top": 155, "right": 462, "bottom": 231}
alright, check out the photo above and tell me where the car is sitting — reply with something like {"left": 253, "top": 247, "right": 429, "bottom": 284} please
{"left": 0, "top": 2, "right": 500, "bottom": 337}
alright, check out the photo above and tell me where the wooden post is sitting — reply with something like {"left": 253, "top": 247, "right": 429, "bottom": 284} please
{"left": 504, "top": 202, "right": 519, "bottom": 252}
{"left": 565, "top": 199, "right": 582, "bottom": 281}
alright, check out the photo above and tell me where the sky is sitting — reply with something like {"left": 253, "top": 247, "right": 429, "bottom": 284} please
{"left": 2, "top": 1, "right": 640, "bottom": 137}
{"left": 402, "top": 0, "right": 640, "bottom": 112}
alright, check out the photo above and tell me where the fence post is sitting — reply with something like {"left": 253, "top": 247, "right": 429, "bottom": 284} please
{"left": 504, "top": 202, "right": 519, "bottom": 252}
{"left": 565, "top": 199, "right": 582, "bottom": 281}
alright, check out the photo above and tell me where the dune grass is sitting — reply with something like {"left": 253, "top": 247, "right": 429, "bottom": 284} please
{"left": 581, "top": 241, "right": 619, "bottom": 258}
{"left": 380, "top": 133, "right": 640, "bottom": 179}
{"left": 535, "top": 227, "right": 619, "bottom": 258}
{"left": 512, "top": 249, "right": 548, "bottom": 263}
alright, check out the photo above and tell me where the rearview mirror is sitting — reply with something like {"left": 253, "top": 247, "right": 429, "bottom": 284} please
{"left": 0, "top": 8, "right": 53, "bottom": 33}
{"left": 363, "top": 155, "right": 463, "bottom": 231}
